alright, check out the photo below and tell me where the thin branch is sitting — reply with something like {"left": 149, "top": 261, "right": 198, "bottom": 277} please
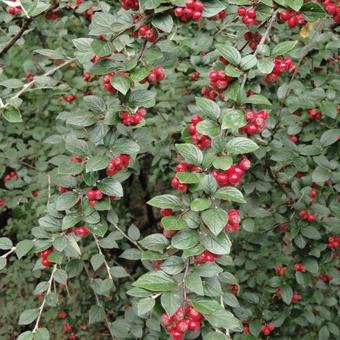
{"left": 93, "top": 234, "right": 113, "bottom": 280}
{"left": 112, "top": 223, "right": 143, "bottom": 251}
{"left": 1, "top": 247, "right": 16, "bottom": 258}
{"left": 32, "top": 264, "right": 57, "bottom": 333}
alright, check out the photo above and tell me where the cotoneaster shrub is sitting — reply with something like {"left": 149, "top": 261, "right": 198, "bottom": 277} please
{"left": 0, "top": 1, "right": 339, "bottom": 340}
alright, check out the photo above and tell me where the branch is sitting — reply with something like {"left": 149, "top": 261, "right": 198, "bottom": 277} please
{"left": 112, "top": 223, "right": 143, "bottom": 251}
{"left": 1, "top": 246, "right": 16, "bottom": 258}
{"left": 0, "top": 3, "right": 59, "bottom": 57}
{"left": 93, "top": 234, "right": 113, "bottom": 280}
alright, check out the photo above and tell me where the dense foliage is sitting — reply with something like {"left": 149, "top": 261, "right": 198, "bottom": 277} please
{"left": 0, "top": 0, "right": 339, "bottom": 339}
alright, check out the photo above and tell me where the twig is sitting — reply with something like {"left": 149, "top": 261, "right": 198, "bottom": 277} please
{"left": 1, "top": 247, "right": 16, "bottom": 258}
{"left": 0, "top": 58, "right": 76, "bottom": 109}
{"left": 32, "top": 264, "right": 57, "bottom": 333}
{"left": 112, "top": 223, "right": 143, "bottom": 251}
{"left": 93, "top": 234, "right": 113, "bottom": 280}
{"left": 182, "top": 258, "right": 190, "bottom": 302}
{"left": 47, "top": 175, "right": 51, "bottom": 205}
{"left": 83, "top": 261, "right": 115, "bottom": 339}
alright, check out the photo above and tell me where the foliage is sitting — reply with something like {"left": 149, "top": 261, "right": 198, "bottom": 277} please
{"left": 0, "top": 0, "right": 339, "bottom": 339}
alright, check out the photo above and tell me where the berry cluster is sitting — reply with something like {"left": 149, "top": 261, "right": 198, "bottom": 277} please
{"left": 212, "top": 157, "right": 251, "bottom": 187}
{"left": 174, "top": 0, "right": 204, "bottom": 22}
{"left": 143, "top": 66, "right": 166, "bottom": 84}
{"left": 121, "top": 0, "right": 139, "bottom": 10}
{"left": 83, "top": 71, "right": 99, "bottom": 82}
{"left": 106, "top": 154, "right": 130, "bottom": 176}
{"left": 171, "top": 176, "right": 188, "bottom": 192}
{"left": 7, "top": 3, "right": 22, "bottom": 15}
{"left": 244, "top": 31, "right": 262, "bottom": 50}
{"left": 62, "top": 94, "right": 77, "bottom": 104}
{"left": 86, "top": 189, "right": 104, "bottom": 207}
{"left": 261, "top": 324, "right": 275, "bottom": 336}
{"left": 120, "top": 108, "right": 146, "bottom": 126}
{"left": 323, "top": 0, "right": 340, "bottom": 23}
{"left": 240, "top": 110, "right": 269, "bottom": 135}
{"left": 201, "top": 86, "right": 219, "bottom": 100}
{"left": 101, "top": 72, "right": 117, "bottom": 94}
{"left": 176, "top": 162, "right": 200, "bottom": 173}
{"left": 279, "top": 10, "right": 306, "bottom": 28}
{"left": 190, "top": 71, "right": 200, "bottom": 81}
{"left": 38, "top": 248, "right": 53, "bottom": 267}
{"left": 225, "top": 209, "right": 241, "bottom": 232}
{"left": 237, "top": 7, "right": 259, "bottom": 26}
{"left": 294, "top": 263, "right": 306, "bottom": 272}
{"left": 160, "top": 306, "right": 203, "bottom": 340}
{"left": 307, "top": 108, "right": 322, "bottom": 121}
{"left": 275, "top": 265, "right": 286, "bottom": 276}
{"left": 138, "top": 25, "right": 157, "bottom": 43}
{"left": 209, "top": 70, "right": 232, "bottom": 92}
{"left": 265, "top": 56, "right": 295, "bottom": 83}
{"left": 73, "top": 226, "right": 90, "bottom": 237}
{"left": 327, "top": 235, "right": 340, "bottom": 249}
{"left": 188, "top": 115, "right": 211, "bottom": 150}
{"left": 3, "top": 171, "right": 18, "bottom": 182}
{"left": 299, "top": 209, "right": 316, "bottom": 222}
{"left": 194, "top": 250, "right": 219, "bottom": 264}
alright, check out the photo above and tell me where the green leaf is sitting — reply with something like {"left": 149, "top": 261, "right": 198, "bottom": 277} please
{"left": 202, "top": 1, "right": 226, "bottom": 17}
{"left": 200, "top": 232, "right": 231, "bottom": 255}
{"left": 175, "top": 143, "right": 203, "bottom": 164}
{"left": 58, "top": 161, "right": 84, "bottom": 175}
{"left": 272, "top": 41, "right": 298, "bottom": 57}
{"left": 139, "top": 234, "right": 169, "bottom": 252}
{"left": 161, "top": 257, "right": 184, "bottom": 275}
{"left": 17, "top": 331, "right": 33, "bottom": 340}
{"left": 162, "top": 216, "right": 188, "bottom": 230}
{"left": 111, "top": 76, "right": 130, "bottom": 95}
{"left": 133, "top": 272, "right": 177, "bottom": 291}
{"left": 2, "top": 106, "right": 23, "bottom": 123}
{"left": 257, "top": 58, "right": 274, "bottom": 74}
{"left": 226, "top": 137, "right": 259, "bottom": 154}
{"left": 204, "top": 332, "right": 226, "bottom": 340}
{"left": 195, "top": 97, "right": 221, "bottom": 119}
{"left": 147, "top": 194, "right": 182, "bottom": 210}
{"left": 34, "top": 328, "right": 50, "bottom": 340}
{"left": 192, "top": 298, "right": 222, "bottom": 314}
{"left": 0, "top": 237, "right": 13, "bottom": 250}
{"left": 196, "top": 120, "right": 220, "bottom": 137}
{"left": 281, "top": 285, "right": 293, "bottom": 305}
{"left": 215, "top": 44, "right": 241, "bottom": 65}
{"left": 286, "top": 0, "right": 303, "bottom": 11}
{"left": 215, "top": 187, "right": 246, "bottom": 203}
{"left": 205, "top": 309, "right": 242, "bottom": 331}
{"left": 152, "top": 14, "right": 173, "bottom": 32}
{"left": 244, "top": 95, "right": 272, "bottom": 106}
{"left": 89, "top": 305, "right": 104, "bottom": 324}
{"left": 129, "top": 90, "right": 156, "bottom": 108}
{"left": 301, "top": 2, "right": 326, "bottom": 21}
{"left": 320, "top": 129, "right": 340, "bottom": 146}
{"left": 186, "top": 272, "right": 204, "bottom": 295}
{"left": 15, "top": 240, "right": 34, "bottom": 259}
{"left": 212, "top": 156, "right": 233, "bottom": 171}
{"left": 176, "top": 172, "right": 201, "bottom": 184}
{"left": 91, "top": 39, "right": 112, "bottom": 57}
{"left": 86, "top": 155, "right": 110, "bottom": 173}
{"left": 221, "top": 109, "right": 246, "bottom": 129}
{"left": 304, "top": 257, "right": 319, "bottom": 274}
{"left": 91, "top": 254, "right": 105, "bottom": 271}
{"left": 301, "top": 226, "right": 321, "bottom": 240}
{"left": 34, "top": 48, "right": 65, "bottom": 59}
{"left": 137, "top": 297, "right": 155, "bottom": 316}
{"left": 201, "top": 208, "right": 228, "bottom": 236}
{"left": 83, "top": 95, "right": 107, "bottom": 113}
{"left": 190, "top": 198, "right": 211, "bottom": 212}
{"left": 161, "top": 292, "right": 182, "bottom": 316}
{"left": 0, "top": 257, "right": 7, "bottom": 271}
{"left": 240, "top": 55, "right": 258, "bottom": 70}
{"left": 171, "top": 230, "right": 199, "bottom": 249}
{"left": 56, "top": 192, "right": 79, "bottom": 211}
{"left": 18, "top": 308, "right": 39, "bottom": 325}
{"left": 97, "top": 178, "right": 123, "bottom": 197}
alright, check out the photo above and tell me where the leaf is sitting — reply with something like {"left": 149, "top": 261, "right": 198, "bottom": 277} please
{"left": 111, "top": 76, "right": 130, "bottom": 95}
{"left": 91, "top": 254, "right": 105, "bottom": 271}
{"left": 190, "top": 198, "right": 211, "bottom": 212}
{"left": 86, "top": 155, "right": 110, "bottom": 173}
{"left": 2, "top": 106, "right": 23, "bottom": 123}
{"left": 133, "top": 272, "right": 177, "bottom": 291}
{"left": 129, "top": 90, "right": 156, "bottom": 108}
{"left": 286, "top": 0, "right": 303, "bottom": 11}
{"left": 91, "top": 39, "right": 112, "bottom": 57}
{"left": 196, "top": 120, "right": 220, "bottom": 137}
{"left": 17, "top": 331, "right": 33, "bottom": 340}
{"left": 244, "top": 95, "right": 272, "bottom": 106}
{"left": 176, "top": 172, "right": 201, "bottom": 184}
{"left": 97, "top": 179, "right": 123, "bottom": 197}
{"left": 221, "top": 109, "right": 246, "bottom": 129}
{"left": 161, "top": 216, "right": 188, "bottom": 230}
{"left": 152, "top": 14, "right": 173, "bottom": 32}
{"left": 257, "top": 58, "right": 274, "bottom": 74}
{"left": 161, "top": 292, "right": 182, "bottom": 316}
{"left": 215, "top": 44, "right": 241, "bottom": 65}
{"left": 186, "top": 272, "right": 204, "bottom": 295}
{"left": 89, "top": 305, "right": 104, "bottom": 324}
{"left": 281, "top": 285, "right": 293, "bottom": 305}
{"left": 175, "top": 143, "right": 203, "bottom": 165}
{"left": 212, "top": 156, "right": 233, "bottom": 171}
{"left": 200, "top": 232, "right": 232, "bottom": 255}
{"left": 204, "top": 332, "right": 226, "bottom": 340}
{"left": 272, "top": 41, "right": 298, "bottom": 57}
{"left": 161, "top": 257, "right": 184, "bottom": 275}
{"left": 58, "top": 161, "right": 84, "bottom": 175}
{"left": 137, "top": 297, "right": 155, "bottom": 316}
{"left": 139, "top": 234, "right": 169, "bottom": 252}
{"left": 147, "top": 194, "right": 182, "bottom": 210}
{"left": 83, "top": 95, "right": 107, "bottom": 113}
{"left": 301, "top": 226, "right": 321, "bottom": 240}
{"left": 192, "top": 298, "right": 222, "bottom": 314}
{"left": 201, "top": 208, "right": 228, "bottom": 236}
{"left": 240, "top": 54, "right": 258, "bottom": 70}
{"left": 195, "top": 97, "right": 221, "bottom": 119}
{"left": 34, "top": 48, "right": 65, "bottom": 59}
{"left": 0, "top": 237, "right": 13, "bottom": 250}
{"left": 18, "top": 308, "right": 39, "bottom": 325}
{"left": 56, "top": 192, "right": 79, "bottom": 211}
{"left": 215, "top": 187, "right": 246, "bottom": 203}
{"left": 171, "top": 230, "right": 199, "bottom": 249}
{"left": 226, "top": 137, "right": 259, "bottom": 154}
{"left": 0, "top": 257, "right": 7, "bottom": 270}
{"left": 304, "top": 257, "right": 319, "bottom": 274}
{"left": 205, "top": 309, "right": 242, "bottom": 331}
{"left": 202, "top": 1, "right": 226, "bottom": 17}
{"left": 301, "top": 2, "right": 326, "bottom": 21}
{"left": 15, "top": 240, "right": 34, "bottom": 259}
{"left": 320, "top": 129, "right": 340, "bottom": 146}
